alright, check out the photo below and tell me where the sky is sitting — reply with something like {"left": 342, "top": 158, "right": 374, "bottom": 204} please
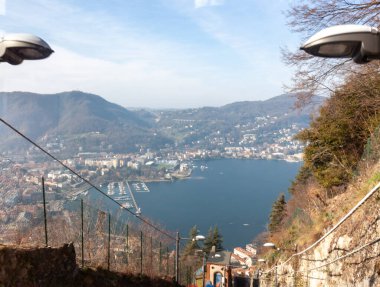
{"left": 0, "top": 0, "right": 301, "bottom": 108}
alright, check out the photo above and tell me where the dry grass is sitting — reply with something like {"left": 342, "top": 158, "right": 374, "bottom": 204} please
{"left": 266, "top": 157, "right": 380, "bottom": 256}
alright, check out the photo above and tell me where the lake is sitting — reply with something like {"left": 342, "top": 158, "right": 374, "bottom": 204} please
{"left": 133, "top": 159, "right": 301, "bottom": 250}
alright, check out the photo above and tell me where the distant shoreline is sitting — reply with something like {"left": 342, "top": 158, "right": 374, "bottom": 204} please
{"left": 135, "top": 157, "right": 302, "bottom": 183}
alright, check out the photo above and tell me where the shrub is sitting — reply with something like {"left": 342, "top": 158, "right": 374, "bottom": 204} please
{"left": 296, "top": 67, "right": 380, "bottom": 188}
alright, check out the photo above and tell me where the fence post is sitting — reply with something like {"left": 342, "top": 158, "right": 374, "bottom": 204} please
{"left": 293, "top": 245, "right": 298, "bottom": 287}
{"left": 187, "top": 266, "right": 191, "bottom": 286}
{"left": 188, "top": 266, "right": 191, "bottom": 286}
{"left": 159, "top": 241, "right": 162, "bottom": 274}
{"left": 81, "top": 199, "right": 84, "bottom": 268}
{"left": 108, "top": 213, "right": 111, "bottom": 271}
{"left": 175, "top": 231, "right": 179, "bottom": 283}
{"left": 41, "top": 177, "right": 48, "bottom": 247}
{"left": 140, "top": 231, "right": 143, "bottom": 274}
{"left": 306, "top": 254, "right": 309, "bottom": 287}
{"left": 173, "top": 251, "right": 176, "bottom": 278}
{"left": 125, "top": 224, "right": 129, "bottom": 266}
{"left": 275, "top": 266, "right": 278, "bottom": 287}
{"left": 150, "top": 236, "right": 153, "bottom": 275}
{"left": 166, "top": 247, "right": 169, "bottom": 276}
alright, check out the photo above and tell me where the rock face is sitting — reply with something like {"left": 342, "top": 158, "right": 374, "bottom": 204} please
{"left": 0, "top": 243, "right": 77, "bottom": 286}
{"left": 264, "top": 189, "right": 380, "bottom": 287}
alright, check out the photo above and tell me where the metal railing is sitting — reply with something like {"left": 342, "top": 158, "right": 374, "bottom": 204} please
{"left": 260, "top": 178, "right": 380, "bottom": 286}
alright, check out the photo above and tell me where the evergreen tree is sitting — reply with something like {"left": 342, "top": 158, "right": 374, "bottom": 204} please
{"left": 203, "top": 225, "right": 224, "bottom": 254}
{"left": 212, "top": 226, "right": 223, "bottom": 252}
{"left": 203, "top": 227, "right": 214, "bottom": 254}
{"left": 268, "top": 193, "right": 287, "bottom": 233}
{"left": 183, "top": 225, "right": 200, "bottom": 257}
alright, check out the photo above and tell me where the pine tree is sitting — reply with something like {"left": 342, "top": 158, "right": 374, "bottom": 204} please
{"left": 212, "top": 226, "right": 223, "bottom": 252}
{"left": 203, "top": 227, "right": 214, "bottom": 254}
{"left": 203, "top": 225, "right": 224, "bottom": 254}
{"left": 183, "top": 225, "right": 200, "bottom": 257}
{"left": 268, "top": 193, "right": 287, "bottom": 233}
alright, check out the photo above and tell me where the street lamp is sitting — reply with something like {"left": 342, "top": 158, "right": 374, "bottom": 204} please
{"left": 263, "top": 242, "right": 280, "bottom": 287}
{"left": 195, "top": 249, "right": 207, "bottom": 287}
{"left": 300, "top": 24, "right": 380, "bottom": 64}
{"left": 263, "top": 242, "right": 279, "bottom": 250}
{"left": 193, "top": 235, "right": 206, "bottom": 241}
{"left": 254, "top": 260, "right": 266, "bottom": 287}
{"left": 0, "top": 33, "right": 53, "bottom": 65}
{"left": 262, "top": 243, "right": 298, "bottom": 287}
{"left": 263, "top": 242, "right": 297, "bottom": 253}
{"left": 257, "top": 258, "right": 266, "bottom": 263}
{"left": 175, "top": 232, "right": 205, "bottom": 284}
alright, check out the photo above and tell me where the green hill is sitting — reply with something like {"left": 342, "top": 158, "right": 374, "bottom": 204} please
{"left": 0, "top": 91, "right": 324, "bottom": 153}
{"left": 0, "top": 91, "right": 171, "bottom": 153}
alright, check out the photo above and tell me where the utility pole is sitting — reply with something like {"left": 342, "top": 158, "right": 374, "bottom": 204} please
{"left": 175, "top": 232, "right": 180, "bottom": 283}
{"left": 275, "top": 265, "right": 278, "bottom": 287}
{"left": 202, "top": 252, "right": 206, "bottom": 287}
{"left": 41, "top": 177, "right": 48, "bottom": 247}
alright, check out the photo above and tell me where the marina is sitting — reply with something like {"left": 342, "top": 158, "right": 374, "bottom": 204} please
{"left": 103, "top": 180, "right": 143, "bottom": 215}
{"left": 113, "top": 195, "right": 131, "bottom": 201}
{"left": 131, "top": 181, "right": 150, "bottom": 193}
{"left": 118, "top": 181, "right": 127, "bottom": 195}
{"left": 107, "top": 183, "right": 115, "bottom": 195}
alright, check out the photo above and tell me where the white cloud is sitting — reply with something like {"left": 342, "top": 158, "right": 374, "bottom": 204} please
{"left": 195, "top": 0, "right": 224, "bottom": 9}
{"left": 0, "top": 43, "right": 286, "bottom": 109}
{"left": 2, "top": 0, "right": 257, "bottom": 108}
{"left": 0, "top": 45, "right": 224, "bottom": 108}
{"left": 0, "top": 0, "right": 296, "bottom": 108}
{"left": 0, "top": 0, "right": 5, "bottom": 15}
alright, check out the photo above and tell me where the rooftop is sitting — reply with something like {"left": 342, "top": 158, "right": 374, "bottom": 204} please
{"left": 207, "top": 251, "right": 231, "bottom": 265}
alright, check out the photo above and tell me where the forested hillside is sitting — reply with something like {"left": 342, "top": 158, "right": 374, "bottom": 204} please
{"left": 0, "top": 91, "right": 323, "bottom": 154}
{"left": 261, "top": 1, "right": 380, "bottom": 285}
{"left": 266, "top": 63, "right": 380, "bottom": 244}
{"left": 0, "top": 91, "right": 171, "bottom": 153}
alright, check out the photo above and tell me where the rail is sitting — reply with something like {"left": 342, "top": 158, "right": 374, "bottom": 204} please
{"left": 305, "top": 237, "right": 380, "bottom": 272}
{"left": 260, "top": 174, "right": 380, "bottom": 286}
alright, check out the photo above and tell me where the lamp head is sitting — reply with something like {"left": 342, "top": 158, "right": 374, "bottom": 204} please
{"left": 0, "top": 34, "right": 54, "bottom": 65}
{"left": 193, "top": 235, "right": 206, "bottom": 241}
{"left": 301, "top": 25, "right": 380, "bottom": 64}
{"left": 258, "top": 258, "right": 266, "bottom": 263}
{"left": 263, "top": 242, "right": 276, "bottom": 248}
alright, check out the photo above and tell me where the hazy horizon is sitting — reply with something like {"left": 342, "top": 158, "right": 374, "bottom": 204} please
{"left": 0, "top": 89, "right": 306, "bottom": 110}
{"left": 0, "top": 0, "right": 300, "bottom": 109}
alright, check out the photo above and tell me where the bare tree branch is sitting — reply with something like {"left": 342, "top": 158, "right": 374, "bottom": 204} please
{"left": 284, "top": 1, "right": 380, "bottom": 106}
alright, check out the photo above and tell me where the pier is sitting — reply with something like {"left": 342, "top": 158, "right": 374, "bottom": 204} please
{"left": 125, "top": 180, "right": 141, "bottom": 215}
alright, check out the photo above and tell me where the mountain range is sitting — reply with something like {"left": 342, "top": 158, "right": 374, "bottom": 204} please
{"left": 0, "top": 91, "right": 324, "bottom": 153}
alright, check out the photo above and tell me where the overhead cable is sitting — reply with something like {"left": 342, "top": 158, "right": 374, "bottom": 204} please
{"left": 0, "top": 117, "right": 176, "bottom": 241}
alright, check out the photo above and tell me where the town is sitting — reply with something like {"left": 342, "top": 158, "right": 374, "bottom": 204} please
{"left": 0, "top": 112, "right": 304, "bottom": 240}
{"left": 0, "top": 110, "right": 305, "bottom": 286}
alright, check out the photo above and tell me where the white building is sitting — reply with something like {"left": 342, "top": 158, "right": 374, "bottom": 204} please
{"left": 233, "top": 247, "right": 255, "bottom": 267}
{"left": 245, "top": 244, "right": 257, "bottom": 255}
